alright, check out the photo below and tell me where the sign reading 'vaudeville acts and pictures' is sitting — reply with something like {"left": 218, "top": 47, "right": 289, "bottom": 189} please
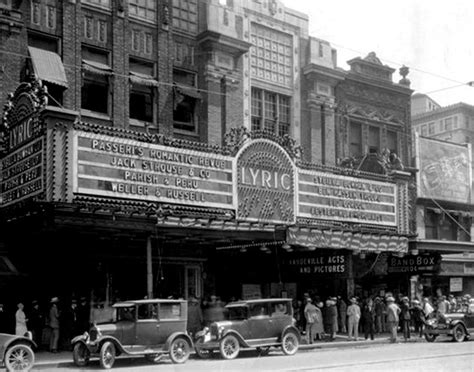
{"left": 298, "top": 170, "right": 397, "bottom": 226}
{"left": 74, "top": 132, "right": 234, "bottom": 209}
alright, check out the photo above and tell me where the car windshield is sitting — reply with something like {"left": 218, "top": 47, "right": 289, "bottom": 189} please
{"left": 116, "top": 306, "right": 136, "bottom": 322}
{"left": 224, "top": 306, "right": 248, "bottom": 320}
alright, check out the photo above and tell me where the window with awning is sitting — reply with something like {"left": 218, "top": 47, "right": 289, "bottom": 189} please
{"left": 129, "top": 59, "right": 156, "bottom": 123}
{"left": 173, "top": 69, "right": 200, "bottom": 134}
{"left": 81, "top": 47, "right": 111, "bottom": 115}
{"left": 27, "top": 46, "right": 68, "bottom": 88}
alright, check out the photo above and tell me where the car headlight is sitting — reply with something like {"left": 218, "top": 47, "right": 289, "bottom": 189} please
{"left": 218, "top": 326, "right": 225, "bottom": 339}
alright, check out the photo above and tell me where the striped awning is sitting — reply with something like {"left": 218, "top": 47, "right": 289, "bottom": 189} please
{"left": 174, "top": 84, "right": 202, "bottom": 100}
{"left": 129, "top": 71, "right": 159, "bottom": 87}
{"left": 28, "top": 46, "right": 68, "bottom": 88}
{"left": 82, "top": 59, "right": 112, "bottom": 76}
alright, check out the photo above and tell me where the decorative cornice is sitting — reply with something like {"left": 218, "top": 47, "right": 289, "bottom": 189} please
{"left": 197, "top": 30, "right": 251, "bottom": 57}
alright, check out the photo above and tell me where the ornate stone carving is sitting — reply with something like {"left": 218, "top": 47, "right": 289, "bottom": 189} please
{"left": 224, "top": 126, "right": 302, "bottom": 159}
{"left": 343, "top": 101, "right": 404, "bottom": 125}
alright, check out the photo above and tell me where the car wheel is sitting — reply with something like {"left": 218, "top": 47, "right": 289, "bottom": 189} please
{"left": 219, "top": 334, "right": 240, "bottom": 360}
{"left": 4, "top": 344, "right": 35, "bottom": 372}
{"left": 99, "top": 341, "right": 116, "bottom": 369}
{"left": 169, "top": 337, "right": 191, "bottom": 364}
{"left": 256, "top": 346, "right": 271, "bottom": 356}
{"left": 195, "top": 336, "right": 213, "bottom": 359}
{"left": 73, "top": 342, "right": 90, "bottom": 367}
{"left": 453, "top": 324, "right": 466, "bottom": 342}
{"left": 424, "top": 333, "right": 437, "bottom": 343}
{"left": 281, "top": 331, "right": 299, "bottom": 356}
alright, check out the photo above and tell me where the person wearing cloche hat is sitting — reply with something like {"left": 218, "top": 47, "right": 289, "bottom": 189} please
{"left": 386, "top": 296, "right": 401, "bottom": 343}
{"left": 48, "top": 297, "right": 60, "bottom": 353}
{"left": 347, "top": 297, "right": 361, "bottom": 341}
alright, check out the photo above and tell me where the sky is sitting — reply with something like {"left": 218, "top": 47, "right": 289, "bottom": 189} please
{"left": 284, "top": 0, "right": 474, "bottom": 107}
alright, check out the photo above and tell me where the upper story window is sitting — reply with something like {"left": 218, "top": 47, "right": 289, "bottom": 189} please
{"left": 425, "top": 209, "right": 471, "bottom": 242}
{"left": 251, "top": 88, "right": 290, "bottom": 136}
{"left": 453, "top": 116, "right": 458, "bottom": 128}
{"left": 250, "top": 23, "right": 293, "bottom": 87}
{"left": 129, "top": 59, "right": 156, "bottom": 123}
{"left": 129, "top": 0, "right": 157, "bottom": 22}
{"left": 81, "top": 47, "right": 112, "bottom": 115}
{"left": 386, "top": 130, "right": 398, "bottom": 155}
{"left": 445, "top": 117, "right": 453, "bottom": 131}
{"left": 82, "top": 0, "right": 111, "bottom": 9}
{"left": 349, "top": 122, "right": 362, "bottom": 157}
{"left": 428, "top": 122, "right": 435, "bottom": 135}
{"left": 421, "top": 125, "right": 427, "bottom": 136}
{"left": 172, "top": 0, "right": 198, "bottom": 34}
{"left": 173, "top": 69, "right": 201, "bottom": 134}
{"left": 368, "top": 126, "right": 380, "bottom": 154}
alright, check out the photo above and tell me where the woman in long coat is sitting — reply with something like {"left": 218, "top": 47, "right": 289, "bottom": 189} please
{"left": 15, "top": 302, "right": 28, "bottom": 336}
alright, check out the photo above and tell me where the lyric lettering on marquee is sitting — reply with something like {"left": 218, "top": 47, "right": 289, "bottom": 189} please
{"left": 1, "top": 137, "right": 44, "bottom": 207}
{"left": 74, "top": 132, "right": 234, "bottom": 208}
{"left": 298, "top": 170, "right": 397, "bottom": 226}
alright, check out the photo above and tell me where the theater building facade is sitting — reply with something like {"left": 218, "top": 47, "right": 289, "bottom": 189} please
{"left": 0, "top": 80, "right": 415, "bottom": 306}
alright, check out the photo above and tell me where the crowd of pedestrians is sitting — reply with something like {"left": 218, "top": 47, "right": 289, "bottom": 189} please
{"left": 0, "top": 297, "right": 91, "bottom": 353}
{"left": 293, "top": 292, "right": 474, "bottom": 344}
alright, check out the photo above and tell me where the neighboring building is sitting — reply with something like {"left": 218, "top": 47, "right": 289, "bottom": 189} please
{"left": 0, "top": 0, "right": 415, "bottom": 309}
{"left": 411, "top": 93, "right": 441, "bottom": 117}
{"left": 410, "top": 135, "right": 474, "bottom": 298}
{"left": 412, "top": 98, "right": 474, "bottom": 184}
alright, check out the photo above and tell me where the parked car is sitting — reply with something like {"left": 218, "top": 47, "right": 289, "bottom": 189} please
{"left": 0, "top": 333, "right": 36, "bottom": 372}
{"left": 194, "top": 298, "right": 300, "bottom": 359}
{"left": 71, "top": 299, "right": 193, "bottom": 369}
{"left": 424, "top": 310, "right": 474, "bottom": 342}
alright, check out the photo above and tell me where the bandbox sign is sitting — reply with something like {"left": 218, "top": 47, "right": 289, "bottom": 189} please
{"left": 236, "top": 139, "right": 295, "bottom": 224}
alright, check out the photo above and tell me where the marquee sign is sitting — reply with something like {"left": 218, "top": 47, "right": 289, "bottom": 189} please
{"left": 235, "top": 139, "right": 295, "bottom": 224}
{"left": 74, "top": 132, "right": 234, "bottom": 209}
{"left": 284, "top": 253, "right": 348, "bottom": 277}
{"left": 298, "top": 170, "right": 397, "bottom": 226}
{"left": 0, "top": 80, "right": 47, "bottom": 207}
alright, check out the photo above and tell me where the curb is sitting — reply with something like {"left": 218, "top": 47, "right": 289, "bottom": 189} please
{"left": 33, "top": 337, "right": 424, "bottom": 368}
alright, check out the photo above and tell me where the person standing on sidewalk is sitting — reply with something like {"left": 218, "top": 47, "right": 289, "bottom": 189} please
{"left": 304, "top": 298, "right": 318, "bottom": 344}
{"left": 326, "top": 298, "right": 338, "bottom": 341}
{"left": 374, "top": 297, "right": 385, "bottom": 334}
{"left": 337, "top": 297, "right": 347, "bottom": 333}
{"left": 411, "top": 299, "right": 425, "bottom": 338}
{"left": 362, "top": 298, "right": 376, "bottom": 340}
{"left": 48, "top": 297, "right": 60, "bottom": 353}
{"left": 347, "top": 297, "right": 361, "bottom": 341}
{"left": 386, "top": 296, "right": 400, "bottom": 343}
{"left": 29, "top": 300, "right": 43, "bottom": 347}
{"left": 400, "top": 297, "right": 411, "bottom": 341}
{"left": 15, "top": 302, "right": 28, "bottom": 336}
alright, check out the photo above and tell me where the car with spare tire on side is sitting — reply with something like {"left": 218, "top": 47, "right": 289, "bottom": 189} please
{"left": 71, "top": 299, "right": 192, "bottom": 369}
{"left": 194, "top": 298, "right": 300, "bottom": 360}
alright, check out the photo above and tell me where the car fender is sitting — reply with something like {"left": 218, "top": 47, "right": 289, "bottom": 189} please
{"left": 96, "top": 336, "right": 127, "bottom": 355}
{"left": 280, "top": 325, "right": 301, "bottom": 342}
{"left": 451, "top": 320, "right": 468, "bottom": 332}
{"left": 1, "top": 337, "right": 37, "bottom": 363}
{"left": 71, "top": 334, "right": 88, "bottom": 345}
{"left": 164, "top": 332, "right": 193, "bottom": 351}
{"left": 220, "top": 329, "right": 249, "bottom": 348}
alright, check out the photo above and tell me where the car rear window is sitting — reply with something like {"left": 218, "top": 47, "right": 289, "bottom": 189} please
{"left": 160, "top": 303, "right": 181, "bottom": 320}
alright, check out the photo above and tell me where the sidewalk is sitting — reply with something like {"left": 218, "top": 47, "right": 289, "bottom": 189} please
{"left": 34, "top": 333, "right": 426, "bottom": 369}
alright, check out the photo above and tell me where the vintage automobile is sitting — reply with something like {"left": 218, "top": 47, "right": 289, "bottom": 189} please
{"left": 424, "top": 309, "right": 474, "bottom": 342}
{"left": 0, "top": 333, "right": 36, "bottom": 372}
{"left": 71, "top": 299, "right": 193, "bottom": 369}
{"left": 194, "top": 298, "right": 300, "bottom": 359}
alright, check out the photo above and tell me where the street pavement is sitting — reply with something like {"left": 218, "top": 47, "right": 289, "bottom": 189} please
{"left": 32, "top": 333, "right": 474, "bottom": 371}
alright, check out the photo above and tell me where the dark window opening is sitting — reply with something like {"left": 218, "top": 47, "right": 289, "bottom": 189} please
{"left": 368, "top": 126, "right": 380, "bottom": 154}
{"left": 44, "top": 83, "right": 63, "bottom": 106}
{"left": 425, "top": 210, "right": 438, "bottom": 239}
{"left": 174, "top": 96, "right": 196, "bottom": 132}
{"left": 387, "top": 130, "right": 398, "bottom": 155}
{"left": 82, "top": 74, "right": 108, "bottom": 114}
{"left": 130, "top": 85, "right": 153, "bottom": 122}
{"left": 349, "top": 122, "right": 362, "bottom": 157}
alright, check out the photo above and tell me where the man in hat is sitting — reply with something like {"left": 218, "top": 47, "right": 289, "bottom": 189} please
{"left": 49, "top": 297, "right": 60, "bottom": 353}
{"left": 386, "top": 296, "right": 400, "bottom": 343}
{"left": 77, "top": 297, "right": 90, "bottom": 334}
{"left": 411, "top": 299, "right": 425, "bottom": 337}
{"left": 29, "top": 300, "right": 43, "bottom": 347}
{"left": 400, "top": 297, "right": 411, "bottom": 341}
{"left": 347, "top": 297, "right": 361, "bottom": 341}
{"left": 187, "top": 296, "right": 203, "bottom": 340}
{"left": 304, "top": 297, "right": 319, "bottom": 344}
